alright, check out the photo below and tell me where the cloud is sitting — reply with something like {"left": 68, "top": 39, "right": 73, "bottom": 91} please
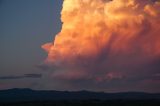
{"left": 41, "top": 0, "right": 160, "bottom": 92}
{"left": 0, "top": 74, "right": 42, "bottom": 80}
{"left": 24, "top": 74, "right": 42, "bottom": 78}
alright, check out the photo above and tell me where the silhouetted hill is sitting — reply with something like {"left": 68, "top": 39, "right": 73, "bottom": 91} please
{"left": 0, "top": 88, "right": 160, "bottom": 103}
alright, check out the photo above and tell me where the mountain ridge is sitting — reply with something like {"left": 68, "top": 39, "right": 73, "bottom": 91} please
{"left": 0, "top": 88, "right": 160, "bottom": 103}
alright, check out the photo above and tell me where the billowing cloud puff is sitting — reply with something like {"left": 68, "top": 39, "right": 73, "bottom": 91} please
{"left": 42, "top": 0, "right": 160, "bottom": 92}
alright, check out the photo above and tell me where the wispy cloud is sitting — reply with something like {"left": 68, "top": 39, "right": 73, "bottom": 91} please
{"left": 0, "top": 74, "right": 42, "bottom": 80}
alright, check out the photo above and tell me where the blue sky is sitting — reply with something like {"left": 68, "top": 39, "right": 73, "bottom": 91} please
{"left": 0, "top": 0, "right": 63, "bottom": 89}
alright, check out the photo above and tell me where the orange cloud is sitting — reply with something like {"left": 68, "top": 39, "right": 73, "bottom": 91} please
{"left": 41, "top": 0, "right": 160, "bottom": 91}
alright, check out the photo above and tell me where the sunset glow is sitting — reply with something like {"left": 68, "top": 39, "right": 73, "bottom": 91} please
{"left": 42, "top": 0, "right": 160, "bottom": 91}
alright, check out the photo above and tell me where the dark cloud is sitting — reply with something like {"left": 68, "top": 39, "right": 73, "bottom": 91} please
{"left": 0, "top": 74, "right": 42, "bottom": 80}
{"left": 24, "top": 74, "right": 42, "bottom": 78}
{"left": 0, "top": 76, "right": 24, "bottom": 80}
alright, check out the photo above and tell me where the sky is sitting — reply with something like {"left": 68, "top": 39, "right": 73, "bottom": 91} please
{"left": 0, "top": 0, "right": 63, "bottom": 90}
{"left": 0, "top": 0, "right": 160, "bottom": 93}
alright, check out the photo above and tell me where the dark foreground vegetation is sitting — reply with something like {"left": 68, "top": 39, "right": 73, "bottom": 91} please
{"left": 1, "top": 100, "right": 160, "bottom": 106}
{"left": 0, "top": 89, "right": 160, "bottom": 106}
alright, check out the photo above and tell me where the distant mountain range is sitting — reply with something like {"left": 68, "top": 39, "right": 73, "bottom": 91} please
{"left": 0, "top": 88, "right": 160, "bottom": 103}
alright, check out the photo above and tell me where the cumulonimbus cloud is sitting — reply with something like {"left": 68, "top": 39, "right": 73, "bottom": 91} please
{"left": 42, "top": 0, "right": 160, "bottom": 92}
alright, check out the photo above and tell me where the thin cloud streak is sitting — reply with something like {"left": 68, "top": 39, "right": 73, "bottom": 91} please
{"left": 0, "top": 74, "right": 42, "bottom": 80}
